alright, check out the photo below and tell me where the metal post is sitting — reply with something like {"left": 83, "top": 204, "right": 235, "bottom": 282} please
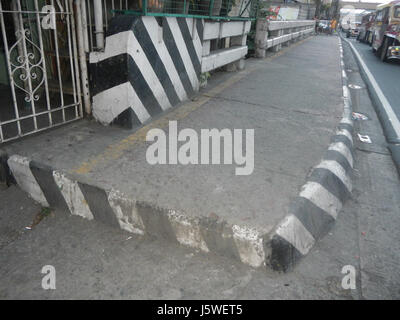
{"left": 348, "top": 84, "right": 363, "bottom": 109}
{"left": 80, "top": 0, "right": 89, "bottom": 52}
{"left": 93, "top": 0, "right": 104, "bottom": 50}
{"left": 75, "top": 0, "right": 91, "bottom": 115}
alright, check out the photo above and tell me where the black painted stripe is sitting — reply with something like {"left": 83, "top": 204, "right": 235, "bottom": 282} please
{"left": 338, "top": 123, "right": 353, "bottom": 135}
{"left": 29, "top": 161, "right": 69, "bottom": 212}
{"left": 330, "top": 134, "right": 355, "bottom": 160}
{"left": 309, "top": 167, "right": 351, "bottom": 203}
{"left": 127, "top": 55, "right": 164, "bottom": 117}
{"left": 78, "top": 183, "right": 120, "bottom": 228}
{"left": 291, "top": 197, "right": 335, "bottom": 241}
{"left": 136, "top": 201, "right": 178, "bottom": 243}
{"left": 269, "top": 234, "right": 303, "bottom": 272}
{"left": 177, "top": 18, "right": 201, "bottom": 76}
{"left": 132, "top": 18, "right": 181, "bottom": 106}
{"left": 106, "top": 15, "right": 136, "bottom": 37}
{"left": 112, "top": 107, "right": 141, "bottom": 129}
{"left": 199, "top": 217, "right": 241, "bottom": 261}
{"left": 324, "top": 149, "right": 352, "bottom": 174}
{"left": 90, "top": 54, "right": 128, "bottom": 96}
{"left": 196, "top": 19, "right": 204, "bottom": 42}
{"left": 162, "top": 17, "right": 194, "bottom": 97}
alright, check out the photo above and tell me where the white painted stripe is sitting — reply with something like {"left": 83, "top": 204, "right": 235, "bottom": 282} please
{"left": 345, "top": 39, "right": 400, "bottom": 138}
{"left": 90, "top": 29, "right": 173, "bottom": 112}
{"left": 275, "top": 214, "right": 315, "bottom": 255}
{"left": 336, "top": 127, "right": 353, "bottom": 145}
{"left": 7, "top": 155, "right": 49, "bottom": 206}
{"left": 141, "top": 17, "right": 188, "bottom": 102}
{"left": 328, "top": 141, "right": 354, "bottom": 167}
{"left": 167, "top": 210, "right": 209, "bottom": 253}
{"left": 190, "top": 18, "right": 203, "bottom": 62}
{"left": 126, "top": 32, "right": 172, "bottom": 111}
{"left": 316, "top": 160, "right": 352, "bottom": 192}
{"left": 166, "top": 17, "right": 199, "bottom": 91}
{"left": 232, "top": 225, "right": 265, "bottom": 267}
{"left": 53, "top": 171, "right": 94, "bottom": 220}
{"left": 93, "top": 82, "right": 151, "bottom": 125}
{"left": 300, "top": 181, "right": 342, "bottom": 219}
{"left": 340, "top": 117, "right": 353, "bottom": 126}
{"left": 89, "top": 32, "right": 128, "bottom": 63}
{"left": 107, "top": 189, "right": 145, "bottom": 235}
{"left": 343, "top": 85, "right": 349, "bottom": 98}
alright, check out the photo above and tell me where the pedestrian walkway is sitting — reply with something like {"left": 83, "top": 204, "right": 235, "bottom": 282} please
{"left": 1, "top": 35, "right": 346, "bottom": 270}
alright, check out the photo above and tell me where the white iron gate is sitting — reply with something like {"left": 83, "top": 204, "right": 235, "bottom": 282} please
{"left": 0, "top": 0, "right": 83, "bottom": 143}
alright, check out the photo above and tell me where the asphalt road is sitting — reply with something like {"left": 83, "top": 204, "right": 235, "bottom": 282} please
{"left": 346, "top": 37, "right": 400, "bottom": 120}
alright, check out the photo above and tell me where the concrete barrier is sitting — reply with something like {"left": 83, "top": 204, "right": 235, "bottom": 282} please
{"left": 89, "top": 16, "right": 251, "bottom": 129}
{"left": 255, "top": 20, "right": 315, "bottom": 58}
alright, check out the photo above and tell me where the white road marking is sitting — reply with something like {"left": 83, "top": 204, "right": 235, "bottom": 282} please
{"left": 345, "top": 39, "right": 400, "bottom": 138}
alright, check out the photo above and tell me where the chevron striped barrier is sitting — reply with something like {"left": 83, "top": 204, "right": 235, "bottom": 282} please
{"left": 89, "top": 15, "right": 251, "bottom": 128}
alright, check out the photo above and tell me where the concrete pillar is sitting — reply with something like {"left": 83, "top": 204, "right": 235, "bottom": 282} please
{"left": 255, "top": 19, "right": 269, "bottom": 58}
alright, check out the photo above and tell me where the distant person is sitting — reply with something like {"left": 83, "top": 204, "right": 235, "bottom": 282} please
{"left": 330, "top": 19, "right": 337, "bottom": 34}
{"left": 314, "top": 16, "right": 320, "bottom": 34}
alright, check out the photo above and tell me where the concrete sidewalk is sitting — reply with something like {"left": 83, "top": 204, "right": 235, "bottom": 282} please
{"left": 0, "top": 35, "right": 351, "bottom": 271}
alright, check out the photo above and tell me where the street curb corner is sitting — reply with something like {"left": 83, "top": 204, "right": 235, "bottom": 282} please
{"left": 266, "top": 38, "right": 355, "bottom": 272}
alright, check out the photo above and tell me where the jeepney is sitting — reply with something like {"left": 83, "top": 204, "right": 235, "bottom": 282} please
{"left": 372, "top": 0, "right": 400, "bottom": 61}
{"left": 357, "top": 12, "right": 375, "bottom": 45}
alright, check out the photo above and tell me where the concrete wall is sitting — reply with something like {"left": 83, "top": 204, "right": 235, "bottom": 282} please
{"left": 89, "top": 16, "right": 250, "bottom": 129}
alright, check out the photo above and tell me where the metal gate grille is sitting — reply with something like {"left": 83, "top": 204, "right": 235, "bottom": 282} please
{"left": 0, "top": 0, "right": 82, "bottom": 143}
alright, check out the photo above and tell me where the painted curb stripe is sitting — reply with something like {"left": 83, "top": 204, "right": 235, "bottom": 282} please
{"left": 299, "top": 181, "right": 342, "bottom": 220}
{"left": 29, "top": 161, "right": 69, "bottom": 213}
{"left": 293, "top": 197, "right": 336, "bottom": 240}
{"left": 268, "top": 37, "right": 355, "bottom": 271}
{"left": 7, "top": 155, "right": 49, "bottom": 207}
{"left": 78, "top": 182, "right": 120, "bottom": 228}
{"left": 324, "top": 149, "right": 352, "bottom": 175}
{"left": 315, "top": 160, "right": 352, "bottom": 193}
{"left": 275, "top": 214, "right": 315, "bottom": 256}
{"left": 308, "top": 167, "right": 351, "bottom": 204}
{"left": 269, "top": 234, "right": 303, "bottom": 272}
{"left": 53, "top": 171, "right": 94, "bottom": 220}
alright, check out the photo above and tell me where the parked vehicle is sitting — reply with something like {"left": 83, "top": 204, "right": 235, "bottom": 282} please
{"left": 318, "top": 20, "right": 331, "bottom": 34}
{"left": 346, "top": 25, "right": 360, "bottom": 38}
{"left": 357, "top": 12, "right": 375, "bottom": 45}
{"left": 372, "top": 0, "right": 400, "bottom": 61}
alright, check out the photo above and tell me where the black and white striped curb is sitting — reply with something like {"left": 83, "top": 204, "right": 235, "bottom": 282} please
{"left": 5, "top": 154, "right": 267, "bottom": 268}
{"left": 265, "top": 38, "right": 355, "bottom": 272}
{"left": 1, "top": 38, "right": 354, "bottom": 272}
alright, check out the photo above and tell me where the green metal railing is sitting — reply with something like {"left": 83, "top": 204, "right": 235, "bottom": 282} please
{"left": 112, "top": 0, "right": 259, "bottom": 21}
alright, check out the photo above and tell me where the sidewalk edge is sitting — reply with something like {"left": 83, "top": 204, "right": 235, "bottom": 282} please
{"left": 265, "top": 37, "right": 355, "bottom": 272}
{"left": 3, "top": 153, "right": 267, "bottom": 268}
